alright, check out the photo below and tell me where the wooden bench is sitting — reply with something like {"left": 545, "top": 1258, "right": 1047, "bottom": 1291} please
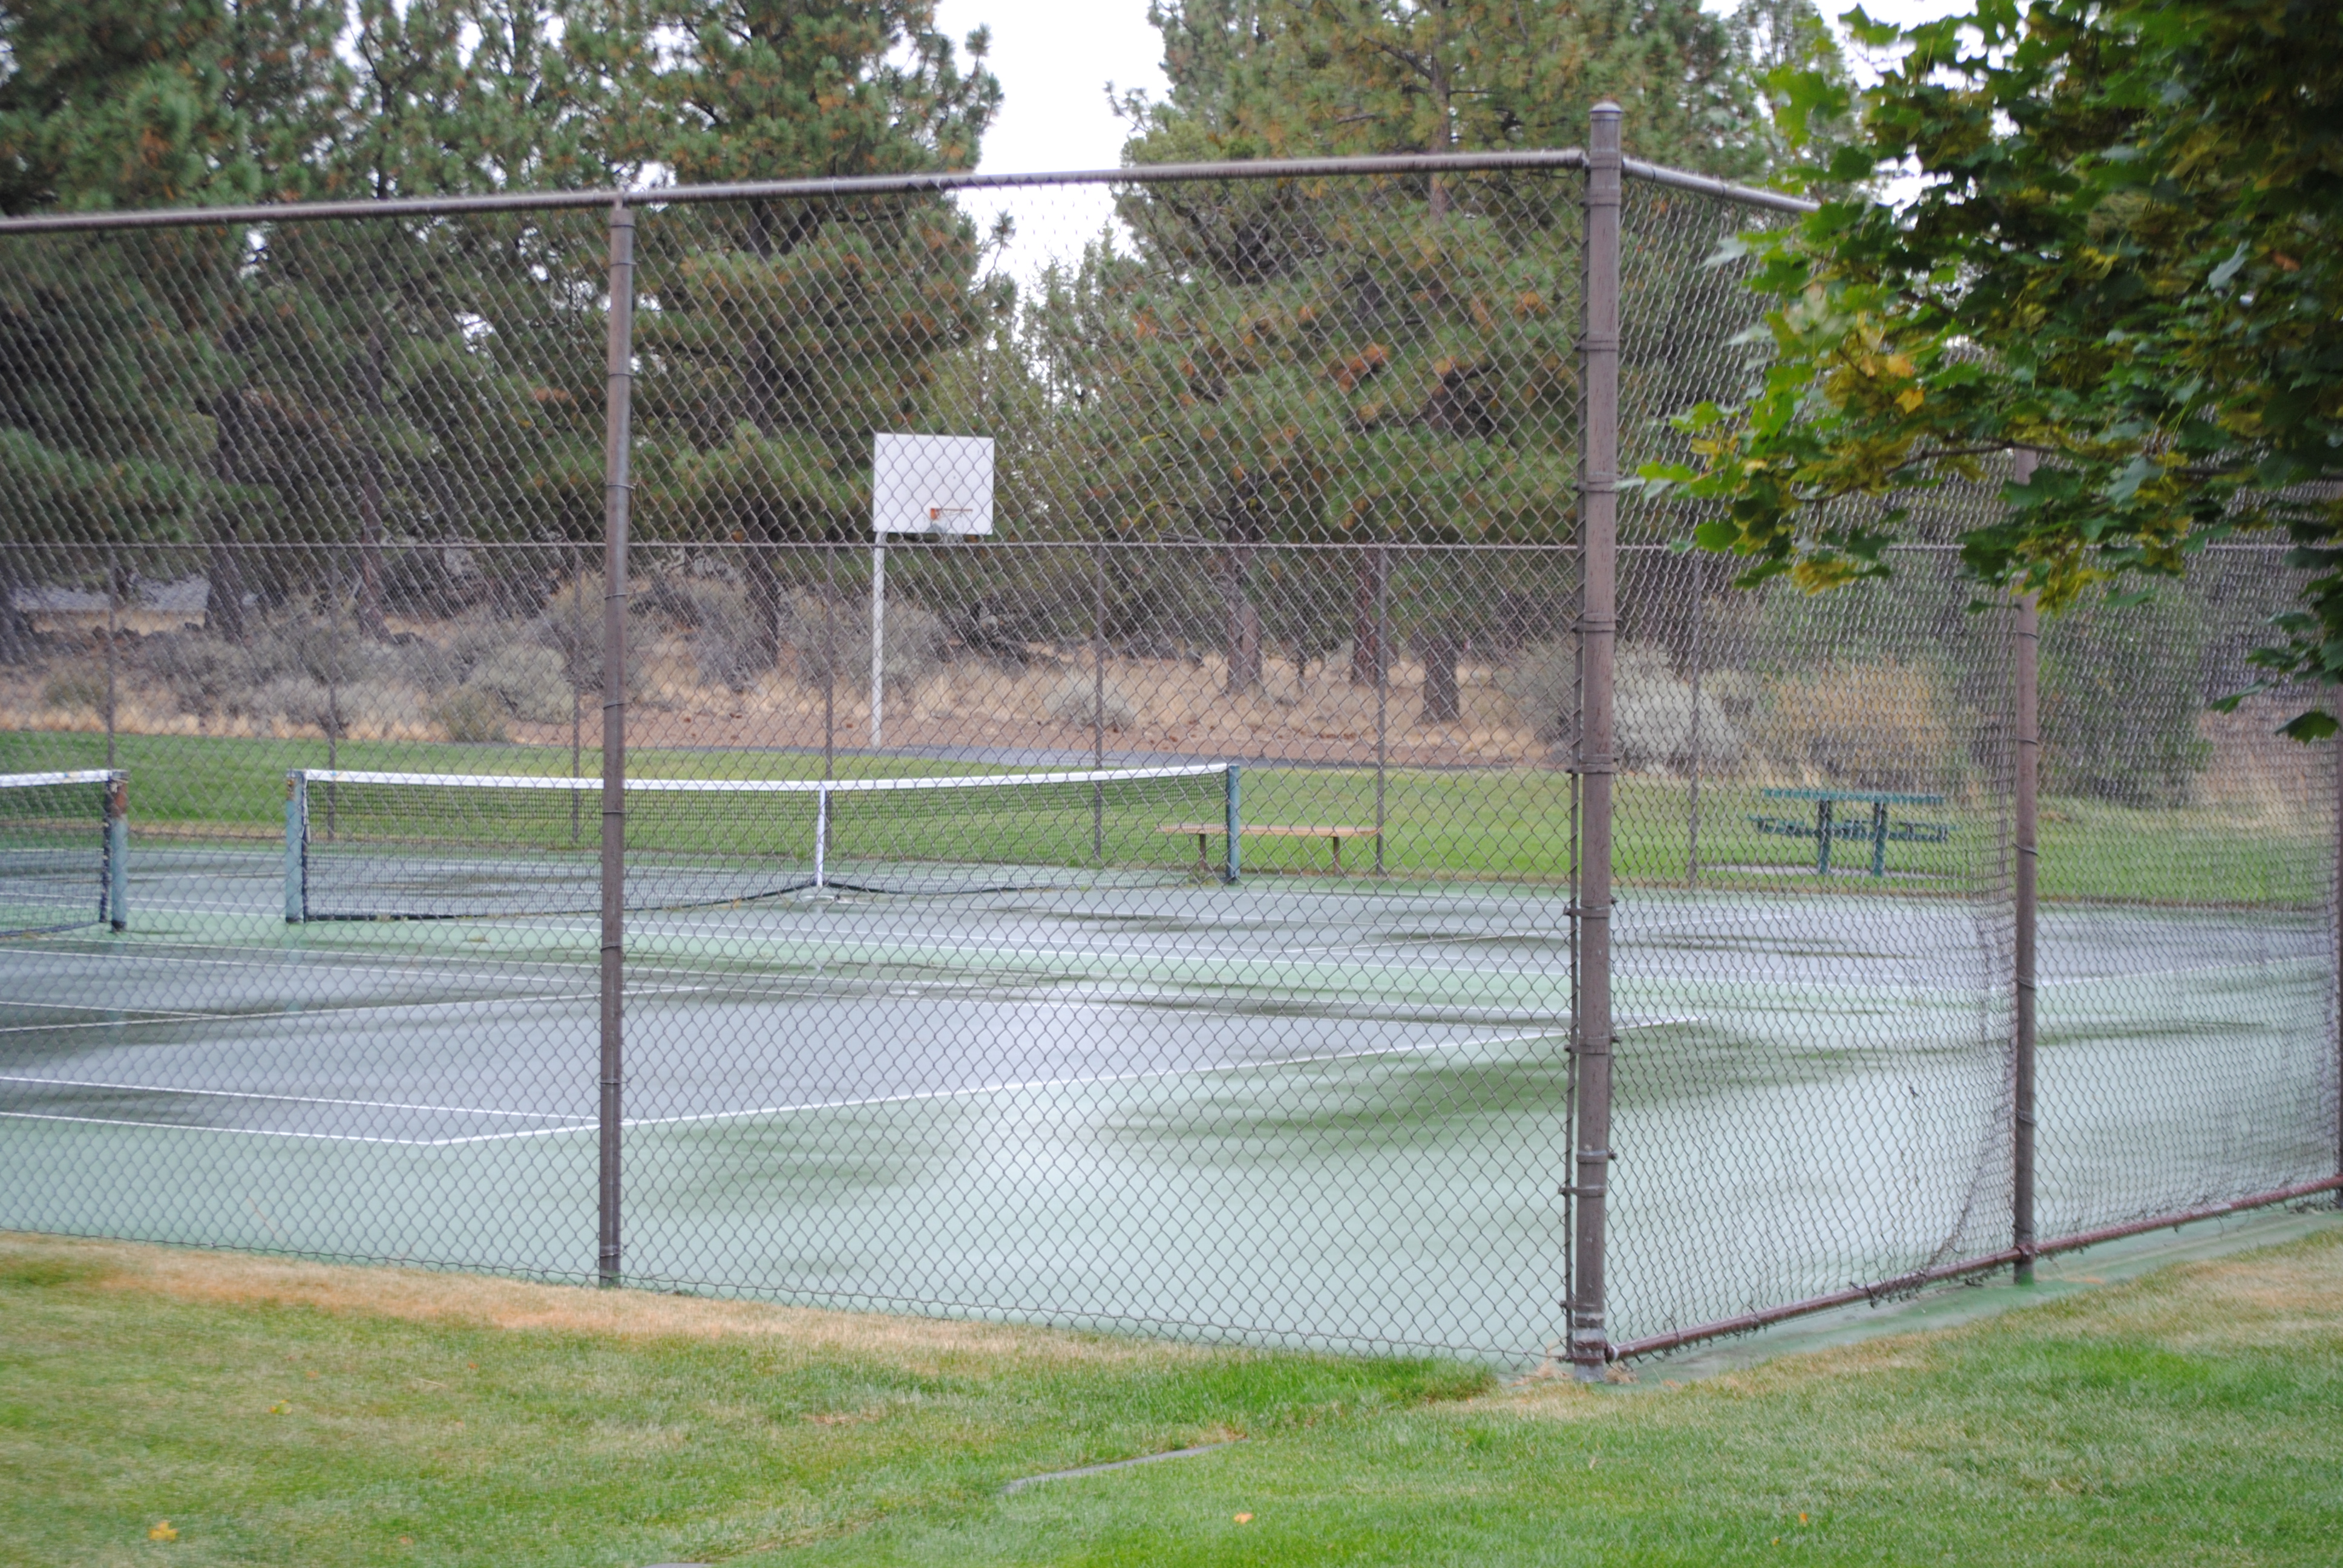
{"left": 1160, "top": 823, "right": 1381, "bottom": 875}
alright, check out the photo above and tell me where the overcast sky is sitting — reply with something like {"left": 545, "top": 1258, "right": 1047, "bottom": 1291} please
{"left": 930, "top": 0, "right": 1979, "bottom": 178}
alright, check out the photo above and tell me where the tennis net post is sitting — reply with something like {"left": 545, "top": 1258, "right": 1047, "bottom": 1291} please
{"left": 1224, "top": 764, "right": 1240, "bottom": 884}
{"left": 284, "top": 771, "right": 306, "bottom": 923}
{"left": 103, "top": 771, "right": 127, "bottom": 932}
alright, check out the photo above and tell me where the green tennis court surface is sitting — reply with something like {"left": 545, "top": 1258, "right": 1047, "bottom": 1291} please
{"left": 2, "top": 838, "right": 2325, "bottom": 1362}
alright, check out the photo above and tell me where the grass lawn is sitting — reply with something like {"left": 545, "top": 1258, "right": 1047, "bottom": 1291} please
{"left": 1, "top": 728, "right": 2325, "bottom": 906}
{"left": 3, "top": 1229, "right": 2339, "bottom": 1566}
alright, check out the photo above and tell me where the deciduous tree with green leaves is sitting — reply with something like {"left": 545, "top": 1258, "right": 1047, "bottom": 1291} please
{"left": 1642, "top": 0, "right": 2343, "bottom": 737}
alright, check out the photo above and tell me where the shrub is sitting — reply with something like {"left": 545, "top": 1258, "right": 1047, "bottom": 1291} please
{"left": 673, "top": 580, "right": 770, "bottom": 691}
{"left": 470, "top": 642, "right": 573, "bottom": 724}
{"left": 251, "top": 675, "right": 334, "bottom": 731}
{"left": 2041, "top": 586, "right": 2211, "bottom": 807}
{"left": 779, "top": 595, "right": 943, "bottom": 692}
{"left": 1043, "top": 672, "right": 1138, "bottom": 731}
{"left": 1499, "top": 639, "right": 1742, "bottom": 772}
{"left": 535, "top": 575, "right": 650, "bottom": 699}
{"left": 433, "top": 684, "right": 511, "bottom": 744}
{"left": 134, "top": 630, "right": 252, "bottom": 716}
{"left": 41, "top": 667, "right": 108, "bottom": 712}
{"left": 1757, "top": 660, "right": 1954, "bottom": 791}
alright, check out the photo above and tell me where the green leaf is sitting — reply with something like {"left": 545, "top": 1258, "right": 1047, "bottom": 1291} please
{"left": 2278, "top": 711, "right": 2339, "bottom": 742}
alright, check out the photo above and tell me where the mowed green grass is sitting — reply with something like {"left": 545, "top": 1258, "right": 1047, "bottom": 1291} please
{"left": 2, "top": 1228, "right": 2339, "bottom": 1566}
{"left": 1, "top": 729, "right": 2324, "bottom": 906}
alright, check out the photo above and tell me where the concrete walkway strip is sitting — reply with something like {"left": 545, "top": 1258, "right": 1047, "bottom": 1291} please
{"left": 1001, "top": 1440, "right": 1245, "bottom": 1495}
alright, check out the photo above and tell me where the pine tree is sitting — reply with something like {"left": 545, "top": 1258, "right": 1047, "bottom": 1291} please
{"left": 1067, "top": 0, "right": 1834, "bottom": 710}
{"left": 614, "top": 1, "right": 1003, "bottom": 664}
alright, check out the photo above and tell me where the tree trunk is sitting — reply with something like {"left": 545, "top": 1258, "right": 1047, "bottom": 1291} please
{"left": 0, "top": 556, "right": 32, "bottom": 664}
{"left": 356, "top": 330, "right": 388, "bottom": 639}
{"left": 1418, "top": 631, "right": 1460, "bottom": 723}
{"left": 205, "top": 532, "right": 247, "bottom": 642}
{"left": 1349, "top": 543, "right": 1386, "bottom": 685}
{"left": 743, "top": 534, "right": 785, "bottom": 672}
{"left": 206, "top": 388, "right": 249, "bottom": 642}
{"left": 1224, "top": 547, "right": 1261, "bottom": 694}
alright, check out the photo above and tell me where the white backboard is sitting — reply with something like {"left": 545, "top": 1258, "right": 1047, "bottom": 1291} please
{"left": 872, "top": 433, "right": 995, "bottom": 536}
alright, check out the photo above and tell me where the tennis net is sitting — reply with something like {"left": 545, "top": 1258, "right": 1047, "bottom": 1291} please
{"left": 0, "top": 769, "right": 128, "bottom": 936}
{"left": 285, "top": 764, "right": 1241, "bottom": 922}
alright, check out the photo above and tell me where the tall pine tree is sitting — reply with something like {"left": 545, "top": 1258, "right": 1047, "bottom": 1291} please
{"left": 614, "top": 1, "right": 1002, "bottom": 666}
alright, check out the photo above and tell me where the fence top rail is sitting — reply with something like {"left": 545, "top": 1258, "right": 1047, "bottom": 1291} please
{"left": 0, "top": 147, "right": 1808, "bottom": 236}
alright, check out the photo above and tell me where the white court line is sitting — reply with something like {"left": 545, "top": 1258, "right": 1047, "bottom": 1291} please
{"left": 0, "top": 983, "right": 715, "bottom": 1037}
{"left": 0, "top": 1022, "right": 1610, "bottom": 1148}
{"left": 0, "top": 1110, "right": 577, "bottom": 1146}
{"left": 0, "top": 1073, "right": 587, "bottom": 1119}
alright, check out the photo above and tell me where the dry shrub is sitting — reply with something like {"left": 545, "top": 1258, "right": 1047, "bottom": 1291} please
{"left": 1499, "top": 640, "right": 1742, "bottom": 773}
{"left": 1758, "top": 660, "right": 1953, "bottom": 790}
{"left": 1042, "top": 672, "right": 1138, "bottom": 731}
{"left": 779, "top": 593, "right": 942, "bottom": 693}
{"left": 41, "top": 666, "right": 107, "bottom": 711}
{"left": 433, "top": 684, "right": 511, "bottom": 743}
{"left": 470, "top": 642, "right": 572, "bottom": 724}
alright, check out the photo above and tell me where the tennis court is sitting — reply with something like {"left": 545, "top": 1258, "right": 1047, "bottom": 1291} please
{"left": 3, "top": 828, "right": 2324, "bottom": 1361}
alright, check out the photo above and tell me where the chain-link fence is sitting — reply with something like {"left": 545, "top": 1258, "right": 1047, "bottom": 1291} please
{"left": 1, "top": 114, "right": 2334, "bottom": 1370}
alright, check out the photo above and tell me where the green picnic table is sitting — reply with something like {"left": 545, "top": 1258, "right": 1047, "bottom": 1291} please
{"left": 1754, "top": 788, "right": 1949, "bottom": 878}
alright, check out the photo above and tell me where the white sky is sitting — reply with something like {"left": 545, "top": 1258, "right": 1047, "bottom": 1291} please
{"left": 928, "top": 0, "right": 1978, "bottom": 280}
{"left": 932, "top": 0, "right": 1981, "bottom": 180}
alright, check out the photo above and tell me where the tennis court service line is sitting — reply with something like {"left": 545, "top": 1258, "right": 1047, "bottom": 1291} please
{"left": 0, "top": 983, "right": 717, "bottom": 1037}
{"left": 0, "top": 1015, "right": 1700, "bottom": 1148}
{"left": 0, "top": 1027, "right": 1564, "bottom": 1147}
{"left": 431, "top": 1022, "right": 1605, "bottom": 1146}
{"left": 0, "top": 1073, "right": 589, "bottom": 1120}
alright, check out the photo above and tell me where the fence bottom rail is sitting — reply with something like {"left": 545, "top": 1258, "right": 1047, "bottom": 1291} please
{"left": 1608, "top": 1175, "right": 2343, "bottom": 1363}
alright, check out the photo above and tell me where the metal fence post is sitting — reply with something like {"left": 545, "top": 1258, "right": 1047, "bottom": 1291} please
{"left": 2010, "top": 449, "right": 2039, "bottom": 1283}
{"left": 1567, "top": 100, "right": 1623, "bottom": 1379}
{"left": 1374, "top": 541, "right": 1389, "bottom": 875}
{"left": 599, "top": 200, "right": 637, "bottom": 1289}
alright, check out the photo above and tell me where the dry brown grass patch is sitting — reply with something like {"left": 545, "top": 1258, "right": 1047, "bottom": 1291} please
{"left": 0, "top": 1232, "right": 1202, "bottom": 1373}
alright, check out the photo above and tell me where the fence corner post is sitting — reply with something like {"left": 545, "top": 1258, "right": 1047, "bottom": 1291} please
{"left": 600, "top": 198, "right": 637, "bottom": 1290}
{"left": 2011, "top": 448, "right": 2039, "bottom": 1284}
{"left": 1568, "top": 97, "right": 1624, "bottom": 1380}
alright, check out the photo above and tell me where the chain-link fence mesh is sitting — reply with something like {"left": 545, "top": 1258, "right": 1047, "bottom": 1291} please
{"left": 0, "top": 148, "right": 2333, "bottom": 1367}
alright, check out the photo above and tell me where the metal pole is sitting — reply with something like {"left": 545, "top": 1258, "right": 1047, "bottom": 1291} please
{"left": 2011, "top": 447, "right": 2039, "bottom": 1284}
{"left": 824, "top": 543, "right": 837, "bottom": 780}
{"left": 1093, "top": 544, "right": 1107, "bottom": 860}
{"left": 103, "top": 544, "right": 117, "bottom": 771}
{"left": 1224, "top": 764, "right": 1242, "bottom": 884}
{"left": 2333, "top": 733, "right": 2340, "bottom": 1208}
{"left": 572, "top": 544, "right": 585, "bottom": 846}
{"left": 283, "top": 773, "right": 307, "bottom": 924}
{"left": 1374, "top": 542, "right": 1389, "bottom": 876}
{"left": 870, "top": 540, "right": 886, "bottom": 748}
{"left": 1567, "top": 100, "right": 1623, "bottom": 1379}
{"left": 105, "top": 771, "right": 127, "bottom": 932}
{"left": 598, "top": 201, "right": 637, "bottom": 1290}
{"left": 1685, "top": 557, "right": 1703, "bottom": 887}
{"left": 324, "top": 554, "right": 338, "bottom": 842}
